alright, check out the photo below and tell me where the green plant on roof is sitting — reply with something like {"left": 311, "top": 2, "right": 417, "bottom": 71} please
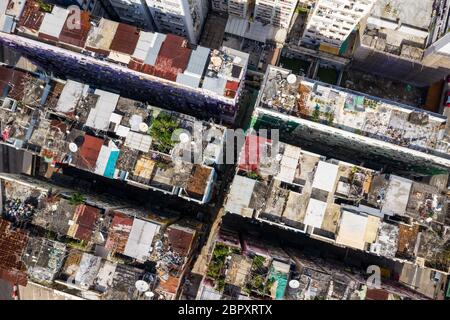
{"left": 312, "top": 106, "right": 321, "bottom": 122}
{"left": 252, "top": 255, "right": 266, "bottom": 271}
{"left": 325, "top": 111, "right": 334, "bottom": 125}
{"left": 69, "top": 192, "right": 85, "bottom": 206}
{"left": 207, "top": 244, "right": 231, "bottom": 280}
{"left": 149, "top": 113, "right": 179, "bottom": 154}
{"left": 247, "top": 171, "right": 261, "bottom": 180}
{"left": 37, "top": 0, "right": 53, "bottom": 13}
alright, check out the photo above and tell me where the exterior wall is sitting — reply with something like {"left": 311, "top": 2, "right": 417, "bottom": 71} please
{"left": 352, "top": 42, "right": 450, "bottom": 86}
{"left": 145, "top": 0, "right": 208, "bottom": 44}
{"left": 212, "top": 0, "right": 229, "bottom": 13}
{"left": 107, "top": 0, "right": 154, "bottom": 29}
{"left": 302, "top": 0, "right": 376, "bottom": 49}
{"left": 254, "top": 0, "right": 297, "bottom": 29}
{"left": 0, "top": 33, "right": 237, "bottom": 124}
{"left": 228, "top": 0, "right": 249, "bottom": 18}
{"left": 252, "top": 108, "right": 450, "bottom": 175}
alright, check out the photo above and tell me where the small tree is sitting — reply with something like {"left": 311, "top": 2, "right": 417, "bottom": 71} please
{"left": 312, "top": 107, "right": 321, "bottom": 122}
{"left": 149, "top": 113, "right": 179, "bottom": 153}
{"left": 69, "top": 192, "right": 85, "bottom": 206}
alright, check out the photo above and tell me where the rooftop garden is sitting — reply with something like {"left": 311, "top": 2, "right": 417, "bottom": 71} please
{"left": 207, "top": 243, "right": 239, "bottom": 291}
{"left": 243, "top": 255, "right": 275, "bottom": 297}
{"left": 149, "top": 113, "right": 179, "bottom": 154}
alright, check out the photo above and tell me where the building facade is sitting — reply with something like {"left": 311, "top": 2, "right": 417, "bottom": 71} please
{"left": 254, "top": 0, "right": 298, "bottom": 28}
{"left": 145, "top": 0, "right": 208, "bottom": 44}
{"left": 302, "top": 0, "right": 377, "bottom": 52}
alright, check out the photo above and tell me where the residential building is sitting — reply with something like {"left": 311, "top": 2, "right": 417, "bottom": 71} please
{"left": 352, "top": 0, "right": 450, "bottom": 85}
{"left": 106, "top": 0, "right": 154, "bottom": 29}
{"left": 251, "top": 65, "right": 450, "bottom": 174}
{"left": 301, "top": 0, "right": 377, "bottom": 53}
{"left": 0, "top": 0, "right": 249, "bottom": 124}
{"left": 0, "top": 172, "right": 202, "bottom": 300}
{"left": 212, "top": 0, "right": 251, "bottom": 18}
{"left": 254, "top": 0, "right": 298, "bottom": 29}
{"left": 145, "top": 0, "right": 208, "bottom": 44}
{"left": 0, "top": 64, "right": 227, "bottom": 204}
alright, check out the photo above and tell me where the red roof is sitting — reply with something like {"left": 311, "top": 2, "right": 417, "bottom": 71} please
{"left": 365, "top": 288, "right": 390, "bottom": 300}
{"left": 105, "top": 212, "right": 133, "bottom": 253}
{"left": 59, "top": 10, "right": 91, "bottom": 48}
{"left": 72, "top": 204, "right": 100, "bottom": 242}
{"left": 151, "top": 34, "right": 191, "bottom": 82}
{"left": 17, "top": 0, "right": 45, "bottom": 32}
{"left": 0, "top": 66, "right": 28, "bottom": 100}
{"left": 167, "top": 225, "right": 196, "bottom": 257}
{"left": 76, "top": 135, "right": 103, "bottom": 171}
{"left": 0, "top": 219, "right": 28, "bottom": 286}
{"left": 238, "top": 135, "right": 272, "bottom": 172}
{"left": 110, "top": 23, "right": 140, "bottom": 55}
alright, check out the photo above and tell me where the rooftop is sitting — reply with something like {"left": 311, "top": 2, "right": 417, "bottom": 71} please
{"left": 225, "top": 134, "right": 450, "bottom": 266}
{"left": 0, "top": 65, "right": 226, "bottom": 203}
{"left": 1, "top": 0, "right": 249, "bottom": 101}
{"left": 360, "top": 0, "right": 439, "bottom": 60}
{"left": 257, "top": 65, "right": 450, "bottom": 161}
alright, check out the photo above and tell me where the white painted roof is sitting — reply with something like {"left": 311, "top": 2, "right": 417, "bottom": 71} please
{"left": 381, "top": 175, "right": 413, "bottom": 216}
{"left": 123, "top": 218, "right": 160, "bottom": 262}
{"left": 86, "top": 89, "right": 120, "bottom": 130}
{"left": 303, "top": 198, "right": 327, "bottom": 228}
{"left": 39, "top": 7, "right": 69, "bottom": 39}
{"left": 56, "top": 80, "right": 85, "bottom": 113}
{"left": 124, "top": 132, "right": 152, "bottom": 152}
{"left": 225, "top": 175, "right": 256, "bottom": 218}
{"left": 336, "top": 211, "right": 368, "bottom": 250}
{"left": 276, "top": 144, "right": 301, "bottom": 183}
{"left": 312, "top": 161, "right": 338, "bottom": 192}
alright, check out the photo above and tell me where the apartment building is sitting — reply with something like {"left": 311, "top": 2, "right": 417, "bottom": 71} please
{"left": 352, "top": 0, "right": 450, "bottom": 86}
{"left": 0, "top": 0, "right": 249, "bottom": 123}
{"left": 254, "top": 0, "right": 298, "bottom": 28}
{"left": 106, "top": 0, "right": 154, "bottom": 29}
{"left": 212, "top": 0, "right": 251, "bottom": 18}
{"left": 302, "top": 0, "right": 377, "bottom": 52}
{"left": 145, "top": 0, "right": 208, "bottom": 44}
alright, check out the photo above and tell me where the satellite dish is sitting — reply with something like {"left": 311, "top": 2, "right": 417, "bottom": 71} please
{"left": 287, "top": 74, "right": 297, "bottom": 84}
{"left": 135, "top": 280, "right": 150, "bottom": 293}
{"left": 179, "top": 132, "right": 190, "bottom": 143}
{"left": 289, "top": 280, "right": 300, "bottom": 289}
{"left": 139, "top": 122, "right": 149, "bottom": 132}
{"left": 69, "top": 143, "right": 78, "bottom": 153}
{"left": 144, "top": 291, "right": 155, "bottom": 299}
{"left": 275, "top": 153, "right": 282, "bottom": 161}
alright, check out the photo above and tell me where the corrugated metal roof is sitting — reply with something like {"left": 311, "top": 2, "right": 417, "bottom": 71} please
{"left": 0, "top": 219, "right": 28, "bottom": 286}
{"left": 71, "top": 204, "right": 100, "bottom": 242}
{"left": 176, "top": 73, "right": 200, "bottom": 88}
{"left": 144, "top": 33, "right": 166, "bottom": 66}
{"left": 59, "top": 11, "right": 90, "bottom": 48}
{"left": 85, "top": 89, "right": 120, "bottom": 130}
{"left": 184, "top": 46, "right": 210, "bottom": 77}
{"left": 225, "top": 175, "right": 256, "bottom": 217}
{"left": 0, "top": 15, "right": 15, "bottom": 33}
{"left": 38, "top": 6, "right": 68, "bottom": 40}
{"left": 105, "top": 212, "right": 133, "bottom": 254}
{"left": 202, "top": 76, "right": 227, "bottom": 96}
{"left": 55, "top": 80, "right": 85, "bottom": 114}
{"left": 123, "top": 219, "right": 160, "bottom": 262}
{"left": 76, "top": 135, "right": 104, "bottom": 171}
{"left": 110, "top": 23, "right": 140, "bottom": 55}
{"left": 167, "top": 225, "right": 196, "bottom": 257}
